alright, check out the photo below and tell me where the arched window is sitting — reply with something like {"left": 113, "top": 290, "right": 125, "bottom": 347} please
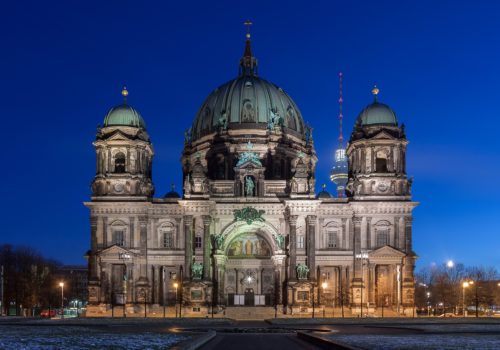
{"left": 114, "top": 152, "right": 126, "bottom": 173}
{"left": 158, "top": 222, "right": 176, "bottom": 249}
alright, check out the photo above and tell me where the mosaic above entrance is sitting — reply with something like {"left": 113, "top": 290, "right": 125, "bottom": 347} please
{"left": 227, "top": 233, "right": 271, "bottom": 258}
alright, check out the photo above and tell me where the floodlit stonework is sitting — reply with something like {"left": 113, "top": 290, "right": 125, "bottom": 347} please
{"left": 84, "top": 32, "right": 417, "bottom": 318}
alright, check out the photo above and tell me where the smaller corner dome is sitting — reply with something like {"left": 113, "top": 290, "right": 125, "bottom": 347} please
{"left": 316, "top": 187, "right": 332, "bottom": 199}
{"left": 104, "top": 104, "right": 147, "bottom": 129}
{"left": 356, "top": 101, "right": 398, "bottom": 127}
{"left": 164, "top": 190, "right": 181, "bottom": 199}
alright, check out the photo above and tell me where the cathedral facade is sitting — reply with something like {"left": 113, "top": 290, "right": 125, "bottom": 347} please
{"left": 85, "top": 32, "right": 417, "bottom": 317}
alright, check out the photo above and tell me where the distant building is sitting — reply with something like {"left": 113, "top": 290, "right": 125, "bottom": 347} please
{"left": 85, "top": 28, "right": 417, "bottom": 317}
{"left": 56, "top": 265, "right": 88, "bottom": 304}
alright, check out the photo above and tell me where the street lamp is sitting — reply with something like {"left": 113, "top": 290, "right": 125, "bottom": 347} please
{"left": 59, "top": 282, "right": 64, "bottom": 319}
{"left": 173, "top": 282, "right": 179, "bottom": 318}
{"left": 355, "top": 251, "right": 369, "bottom": 317}
{"left": 462, "top": 281, "right": 470, "bottom": 317}
{"left": 426, "top": 291, "right": 431, "bottom": 316}
{"left": 321, "top": 282, "right": 327, "bottom": 318}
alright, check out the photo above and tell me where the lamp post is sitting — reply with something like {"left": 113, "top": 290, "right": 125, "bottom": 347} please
{"left": 355, "top": 251, "right": 369, "bottom": 317}
{"left": 321, "top": 282, "right": 327, "bottom": 318}
{"left": 59, "top": 282, "right": 64, "bottom": 319}
{"left": 469, "top": 280, "right": 479, "bottom": 318}
{"left": 462, "top": 281, "right": 470, "bottom": 317}
{"left": 173, "top": 283, "right": 179, "bottom": 318}
{"left": 426, "top": 291, "right": 431, "bottom": 316}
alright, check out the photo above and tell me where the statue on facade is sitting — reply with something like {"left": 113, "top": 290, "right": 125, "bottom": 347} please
{"left": 184, "top": 127, "right": 192, "bottom": 145}
{"left": 296, "top": 263, "right": 309, "bottom": 279}
{"left": 273, "top": 233, "right": 285, "bottom": 250}
{"left": 217, "top": 112, "right": 228, "bottom": 130}
{"left": 211, "top": 233, "right": 225, "bottom": 250}
{"left": 191, "top": 259, "right": 203, "bottom": 280}
{"left": 305, "top": 125, "right": 313, "bottom": 146}
{"left": 236, "top": 141, "right": 262, "bottom": 167}
{"left": 245, "top": 176, "right": 255, "bottom": 196}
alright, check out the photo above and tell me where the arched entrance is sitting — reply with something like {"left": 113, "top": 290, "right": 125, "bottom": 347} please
{"left": 220, "top": 224, "right": 278, "bottom": 307}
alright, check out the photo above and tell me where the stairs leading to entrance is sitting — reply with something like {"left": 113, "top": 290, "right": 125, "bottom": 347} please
{"left": 225, "top": 306, "right": 277, "bottom": 320}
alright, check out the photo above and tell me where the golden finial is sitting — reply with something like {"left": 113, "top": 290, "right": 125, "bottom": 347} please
{"left": 244, "top": 19, "right": 253, "bottom": 39}
{"left": 121, "top": 86, "right": 128, "bottom": 104}
{"left": 371, "top": 85, "right": 379, "bottom": 96}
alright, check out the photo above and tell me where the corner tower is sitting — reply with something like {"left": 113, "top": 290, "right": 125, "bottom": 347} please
{"left": 91, "top": 87, "right": 154, "bottom": 199}
{"left": 345, "top": 87, "right": 411, "bottom": 200}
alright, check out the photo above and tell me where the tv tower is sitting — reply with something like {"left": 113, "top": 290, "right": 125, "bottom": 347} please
{"left": 330, "top": 72, "right": 348, "bottom": 197}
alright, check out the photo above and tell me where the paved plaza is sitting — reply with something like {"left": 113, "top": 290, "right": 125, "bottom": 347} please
{"left": 0, "top": 317, "right": 499, "bottom": 349}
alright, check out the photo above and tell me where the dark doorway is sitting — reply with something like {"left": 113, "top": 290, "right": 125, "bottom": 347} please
{"left": 244, "top": 288, "right": 254, "bottom": 306}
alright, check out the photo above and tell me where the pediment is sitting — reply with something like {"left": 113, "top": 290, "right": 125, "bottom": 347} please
{"left": 371, "top": 130, "right": 397, "bottom": 140}
{"left": 99, "top": 245, "right": 134, "bottom": 257}
{"left": 237, "top": 159, "right": 263, "bottom": 169}
{"left": 106, "top": 131, "right": 132, "bottom": 141}
{"left": 369, "top": 245, "right": 406, "bottom": 258}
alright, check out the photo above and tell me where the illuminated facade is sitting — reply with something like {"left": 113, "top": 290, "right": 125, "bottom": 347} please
{"left": 85, "top": 30, "right": 417, "bottom": 317}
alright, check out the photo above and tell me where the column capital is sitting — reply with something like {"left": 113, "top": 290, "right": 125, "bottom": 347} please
{"left": 353, "top": 216, "right": 363, "bottom": 225}
{"left": 183, "top": 215, "right": 193, "bottom": 225}
{"left": 288, "top": 214, "right": 298, "bottom": 226}
{"left": 404, "top": 216, "right": 413, "bottom": 224}
{"left": 202, "top": 215, "right": 212, "bottom": 226}
{"left": 306, "top": 215, "right": 317, "bottom": 225}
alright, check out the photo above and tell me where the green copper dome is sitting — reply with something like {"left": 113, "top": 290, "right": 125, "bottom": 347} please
{"left": 356, "top": 101, "right": 398, "bottom": 126}
{"left": 103, "top": 104, "right": 146, "bottom": 129}
{"left": 355, "top": 88, "right": 398, "bottom": 127}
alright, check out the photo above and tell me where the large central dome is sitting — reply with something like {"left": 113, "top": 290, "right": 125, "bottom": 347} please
{"left": 191, "top": 75, "right": 305, "bottom": 140}
{"left": 190, "top": 33, "right": 306, "bottom": 142}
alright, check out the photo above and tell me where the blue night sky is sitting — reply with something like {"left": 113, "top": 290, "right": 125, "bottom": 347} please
{"left": 1, "top": 1, "right": 499, "bottom": 270}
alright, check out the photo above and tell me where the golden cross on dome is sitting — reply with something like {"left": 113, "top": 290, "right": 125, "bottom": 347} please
{"left": 244, "top": 20, "right": 253, "bottom": 39}
{"left": 121, "top": 86, "right": 129, "bottom": 103}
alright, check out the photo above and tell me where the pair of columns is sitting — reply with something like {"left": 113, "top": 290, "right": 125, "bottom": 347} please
{"left": 183, "top": 215, "right": 212, "bottom": 281}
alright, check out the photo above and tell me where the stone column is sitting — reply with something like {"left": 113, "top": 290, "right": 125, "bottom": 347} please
{"left": 394, "top": 216, "right": 400, "bottom": 249}
{"left": 341, "top": 218, "right": 347, "bottom": 249}
{"left": 369, "top": 264, "right": 376, "bottom": 304}
{"left": 288, "top": 215, "right": 298, "bottom": 280}
{"left": 139, "top": 216, "right": 148, "bottom": 280}
{"left": 89, "top": 217, "right": 99, "bottom": 280}
{"left": 306, "top": 215, "right": 317, "bottom": 280}
{"left": 202, "top": 215, "right": 211, "bottom": 280}
{"left": 348, "top": 217, "right": 354, "bottom": 250}
{"left": 184, "top": 215, "right": 193, "bottom": 280}
{"left": 351, "top": 217, "right": 363, "bottom": 312}
{"left": 404, "top": 216, "right": 413, "bottom": 254}
{"left": 175, "top": 218, "right": 182, "bottom": 249}
{"left": 366, "top": 217, "right": 372, "bottom": 249}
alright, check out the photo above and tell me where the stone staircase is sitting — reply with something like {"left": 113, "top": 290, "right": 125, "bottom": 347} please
{"left": 225, "top": 306, "right": 278, "bottom": 320}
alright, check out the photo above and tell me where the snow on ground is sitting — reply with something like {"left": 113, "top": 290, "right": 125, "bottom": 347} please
{"left": 0, "top": 326, "right": 188, "bottom": 350}
{"left": 328, "top": 334, "right": 500, "bottom": 350}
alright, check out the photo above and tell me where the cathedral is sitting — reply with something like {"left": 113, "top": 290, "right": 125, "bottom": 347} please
{"left": 85, "top": 28, "right": 417, "bottom": 317}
